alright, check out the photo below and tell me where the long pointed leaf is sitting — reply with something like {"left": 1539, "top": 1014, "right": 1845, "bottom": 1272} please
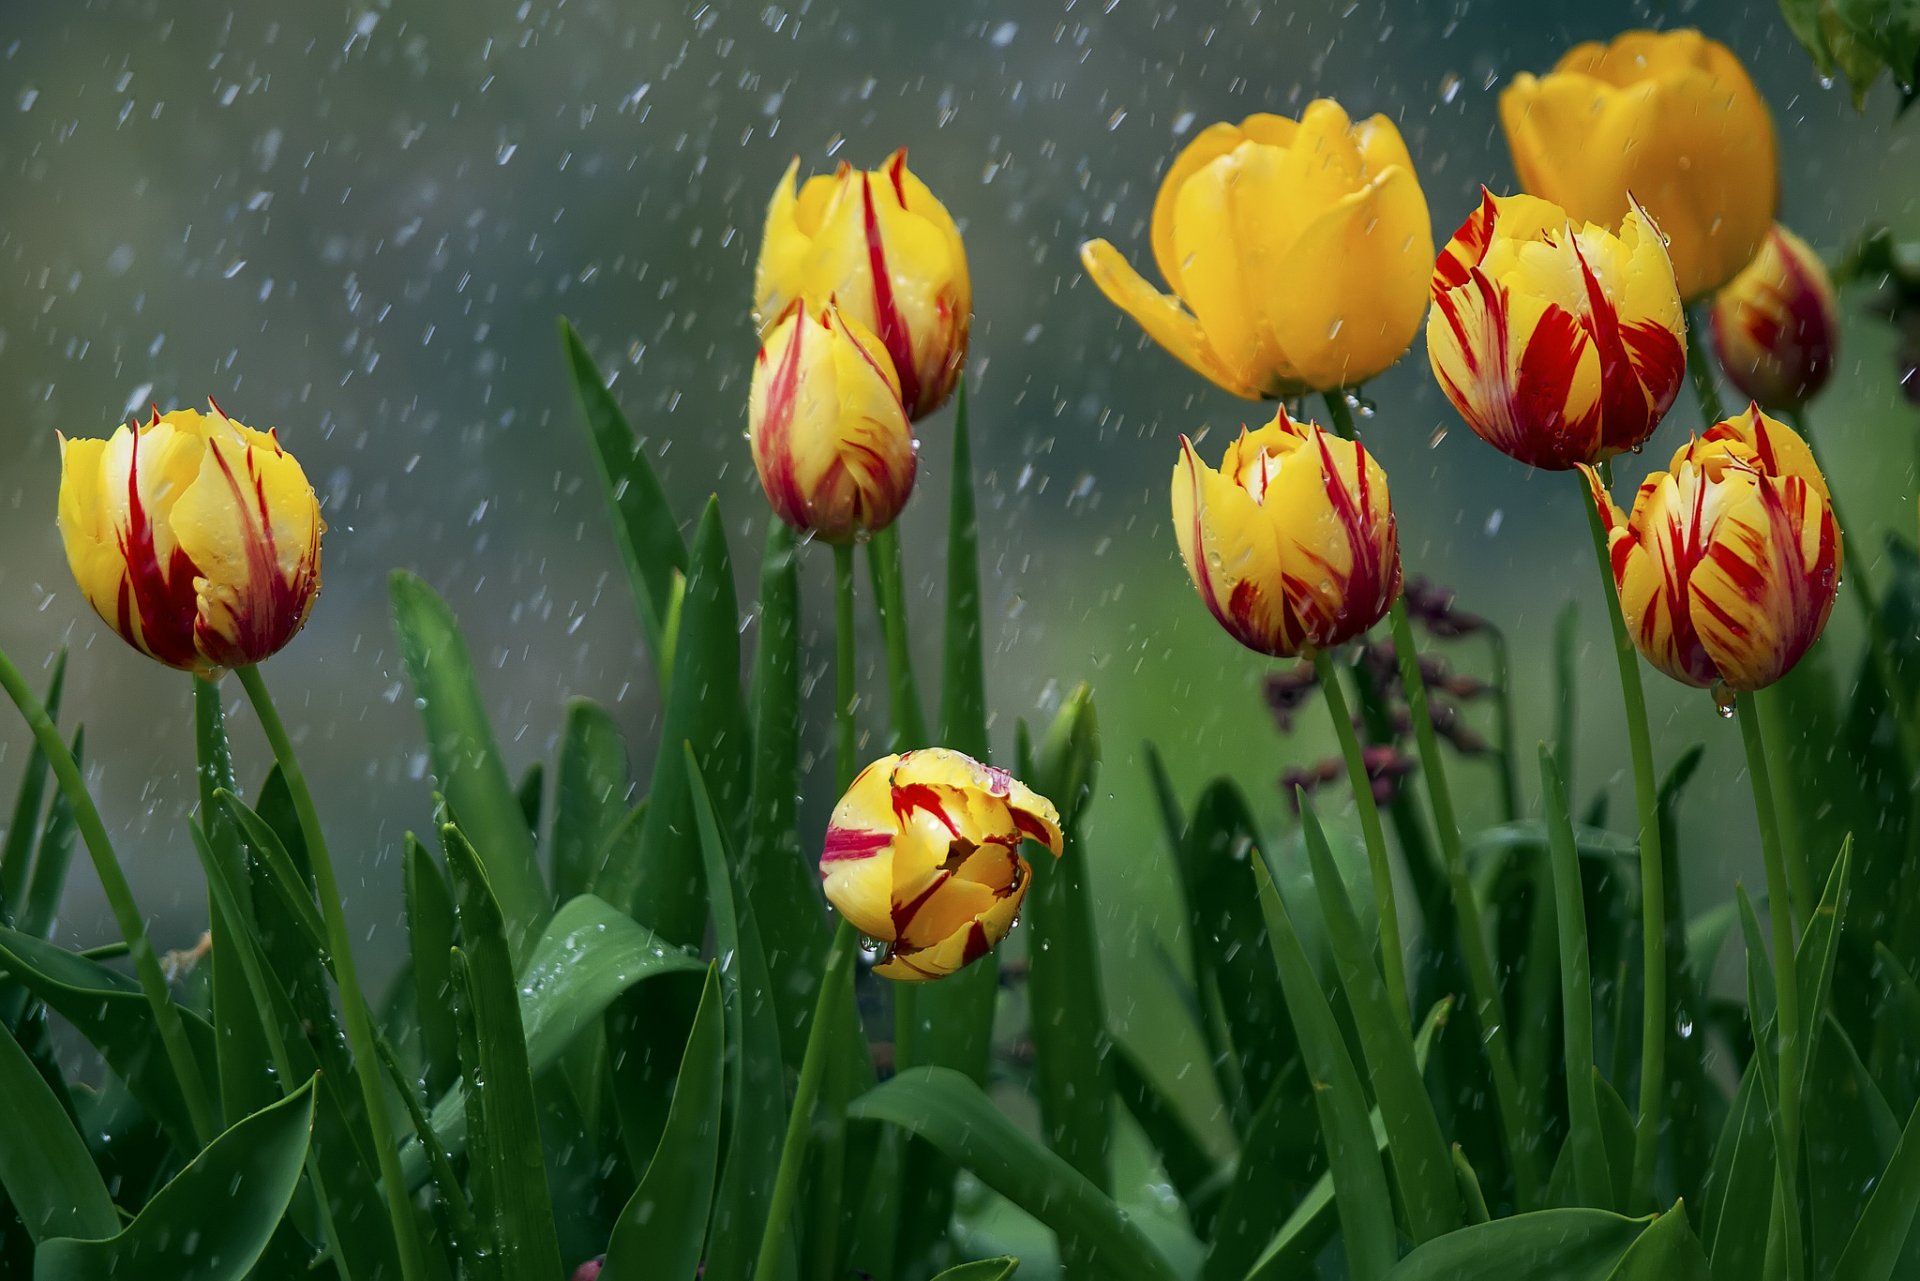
{"left": 0, "top": 1019, "right": 116, "bottom": 1242}
{"left": 551, "top": 699, "right": 632, "bottom": 907}
{"left": 1542, "top": 748, "right": 1614, "bottom": 1209}
{"left": 1384, "top": 1207, "right": 1652, "bottom": 1280}
{"left": 0, "top": 651, "right": 63, "bottom": 916}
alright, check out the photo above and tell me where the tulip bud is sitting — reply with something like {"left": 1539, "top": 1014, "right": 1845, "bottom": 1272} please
{"left": 1711, "top": 225, "right": 1840, "bottom": 411}
{"left": 821, "top": 749, "right": 1064, "bottom": 982}
{"left": 1500, "top": 29, "right": 1778, "bottom": 300}
{"left": 748, "top": 302, "right": 917, "bottom": 544}
{"left": 1082, "top": 100, "right": 1434, "bottom": 399}
{"left": 57, "top": 402, "right": 324, "bottom": 677}
{"left": 1172, "top": 407, "right": 1402, "bottom": 658}
{"left": 754, "top": 149, "right": 970, "bottom": 421}
{"left": 1427, "top": 189, "right": 1686, "bottom": 471}
{"left": 1583, "top": 404, "right": 1841, "bottom": 694}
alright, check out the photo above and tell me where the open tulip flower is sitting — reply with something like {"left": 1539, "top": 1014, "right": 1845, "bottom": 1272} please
{"left": 754, "top": 148, "right": 970, "bottom": 421}
{"left": 749, "top": 301, "right": 918, "bottom": 544}
{"left": 1173, "top": 407, "right": 1402, "bottom": 658}
{"left": 1501, "top": 29, "right": 1777, "bottom": 301}
{"left": 1081, "top": 100, "right": 1434, "bottom": 399}
{"left": 1711, "top": 224, "right": 1840, "bottom": 411}
{"left": 820, "top": 749, "right": 1064, "bottom": 982}
{"left": 57, "top": 402, "right": 324, "bottom": 677}
{"left": 1427, "top": 189, "right": 1686, "bottom": 471}
{"left": 1583, "top": 404, "right": 1841, "bottom": 694}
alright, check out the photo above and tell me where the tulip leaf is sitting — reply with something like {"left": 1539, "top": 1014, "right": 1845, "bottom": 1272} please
{"left": 1807, "top": 1014, "right": 1902, "bottom": 1275}
{"left": 517, "top": 760, "right": 545, "bottom": 834}
{"left": 0, "top": 925, "right": 216, "bottom": 1155}
{"left": 1835, "top": 1091, "right": 1920, "bottom": 1280}
{"left": 558, "top": 316, "right": 689, "bottom": 676}
{"left": 602, "top": 963, "right": 724, "bottom": 1281}
{"left": 18, "top": 727, "right": 80, "bottom": 941}
{"left": 442, "top": 822, "right": 565, "bottom": 1281}
{"left": 391, "top": 570, "right": 548, "bottom": 964}
{"left": 1700, "top": 1058, "right": 1771, "bottom": 1280}
{"left": 551, "top": 698, "right": 632, "bottom": 908}
{"left": 34, "top": 1077, "right": 316, "bottom": 1281}
{"left": 931, "top": 1260, "right": 1021, "bottom": 1281}
{"left": 1205, "top": 1059, "right": 1320, "bottom": 1281}
{"left": 0, "top": 1019, "right": 117, "bottom": 1243}
{"left": 849, "top": 1067, "right": 1182, "bottom": 1281}
{"left": 0, "top": 650, "right": 63, "bottom": 918}
{"left": 215, "top": 789, "right": 327, "bottom": 954}
{"left": 1250, "top": 857, "right": 1398, "bottom": 1281}
{"left": 1111, "top": 1041, "right": 1224, "bottom": 1239}
{"left": 1382, "top": 1207, "right": 1655, "bottom": 1280}
{"left": 406, "top": 834, "right": 463, "bottom": 1103}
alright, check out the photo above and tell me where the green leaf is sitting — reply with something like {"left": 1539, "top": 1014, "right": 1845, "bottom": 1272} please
{"left": 406, "top": 834, "right": 462, "bottom": 1102}
{"left": 622, "top": 500, "right": 751, "bottom": 947}
{"left": 1807, "top": 1014, "right": 1901, "bottom": 1275}
{"left": 931, "top": 1260, "right": 1020, "bottom": 1281}
{"left": 1610, "top": 1201, "right": 1711, "bottom": 1280}
{"left": 517, "top": 760, "right": 546, "bottom": 834}
{"left": 1250, "top": 858, "right": 1398, "bottom": 1281}
{"left": 0, "top": 1019, "right": 116, "bottom": 1242}
{"left": 1384, "top": 1207, "right": 1653, "bottom": 1279}
{"left": 1203, "top": 1059, "right": 1319, "bottom": 1281}
{"left": 848, "top": 1067, "right": 1181, "bottom": 1281}
{"left": 1836, "top": 1091, "right": 1920, "bottom": 1280}
{"left": 866, "top": 522, "right": 931, "bottom": 751}
{"left": 19, "top": 727, "right": 80, "bottom": 939}
{"left": 603, "top": 964, "right": 724, "bottom": 1281}
{"left": 0, "top": 925, "right": 215, "bottom": 1154}
{"left": 1111, "top": 1041, "right": 1223, "bottom": 1238}
{"left": 1541, "top": 747, "right": 1613, "bottom": 1210}
{"left": 1797, "top": 840, "right": 1853, "bottom": 1089}
{"left": 1834, "top": 0, "right": 1920, "bottom": 95}
{"left": 551, "top": 699, "right": 631, "bottom": 906}
{"left": 391, "top": 570, "right": 549, "bottom": 963}
{"left": 1296, "top": 794, "right": 1461, "bottom": 1241}
{"left": 216, "top": 789, "right": 327, "bottom": 954}
{"left": 442, "top": 823, "right": 566, "bottom": 1281}
{"left": 558, "top": 317, "right": 689, "bottom": 671}
{"left": 0, "top": 651, "right": 63, "bottom": 917}
{"left": 1701, "top": 1061, "right": 1771, "bottom": 1281}
{"left": 35, "top": 1078, "right": 316, "bottom": 1281}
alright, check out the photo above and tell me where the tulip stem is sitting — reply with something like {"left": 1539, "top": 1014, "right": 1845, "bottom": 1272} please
{"left": 1685, "top": 307, "right": 1728, "bottom": 427}
{"left": 834, "top": 542, "right": 858, "bottom": 791}
{"left": 0, "top": 645, "right": 217, "bottom": 1149}
{"left": 867, "top": 524, "right": 930, "bottom": 752}
{"left": 1737, "top": 695, "right": 1806, "bottom": 1281}
{"left": 1312, "top": 647, "right": 1411, "bottom": 1031}
{"left": 1386, "top": 600, "right": 1539, "bottom": 1204}
{"left": 754, "top": 918, "right": 857, "bottom": 1281}
{"left": 236, "top": 664, "right": 431, "bottom": 1281}
{"left": 1578, "top": 472, "right": 1667, "bottom": 1213}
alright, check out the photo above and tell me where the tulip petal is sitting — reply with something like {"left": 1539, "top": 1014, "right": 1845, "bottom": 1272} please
{"left": 753, "top": 158, "right": 811, "bottom": 333}
{"left": 1689, "top": 473, "right": 1841, "bottom": 691}
{"left": 1171, "top": 152, "right": 1289, "bottom": 393}
{"left": 1171, "top": 434, "right": 1296, "bottom": 654}
{"left": 874, "top": 860, "right": 1030, "bottom": 982}
{"left": 1608, "top": 462, "right": 1727, "bottom": 688}
{"left": 1082, "top": 239, "right": 1254, "bottom": 397}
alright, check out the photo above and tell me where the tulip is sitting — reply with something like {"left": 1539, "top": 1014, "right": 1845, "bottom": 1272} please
{"left": 754, "top": 149, "right": 969, "bottom": 421}
{"left": 1711, "top": 224, "right": 1840, "bottom": 411}
{"left": 820, "top": 748, "right": 1063, "bottom": 982}
{"left": 1583, "top": 404, "right": 1841, "bottom": 693}
{"left": 58, "top": 402, "right": 324, "bottom": 676}
{"left": 748, "top": 302, "right": 917, "bottom": 543}
{"left": 1172, "top": 407, "right": 1402, "bottom": 658}
{"left": 1500, "top": 29, "right": 1778, "bottom": 300}
{"left": 1427, "top": 189, "right": 1686, "bottom": 470}
{"left": 1081, "top": 100, "right": 1434, "bottom": 399}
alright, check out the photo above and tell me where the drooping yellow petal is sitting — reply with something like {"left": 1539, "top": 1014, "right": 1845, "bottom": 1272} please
{"left": 1083, "top": 240, "right": 1253, "bottom": 396}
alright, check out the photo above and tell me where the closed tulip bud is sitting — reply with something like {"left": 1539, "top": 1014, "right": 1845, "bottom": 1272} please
{"left": 754, "top": 149, "right": 970, "bottom": 420}
{"left": 1428, "top": 189, "right": 1686, "bottom": 470}
{"left": 1711, "top": 225, "right": 1840, "bottom": 410}
{"left": 57, "top": 402, "right": 324, "bottom": 677}
{"left": 1081, "top": 100, "right": 1434, "bottom": 399}
{"left": 1501, "top": 29, "right": 1777, "bottom": 300}
{"left": 821, "top": 749, "right": 1064, "bottom": 982}
{"left": 748, "top": 302, "right": 917, "bottom": 543}
{"left": 1583, "top": 404, "right": 1841, "bottom": 694}
{"left": 1172, "top": 407, "right": 1402, "bottom": 658}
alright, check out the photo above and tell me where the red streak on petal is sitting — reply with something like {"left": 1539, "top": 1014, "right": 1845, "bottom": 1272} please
{"left": 891, "top": 870, "right": 951, "bottom": 937}
{"left": 892, "top": 782, "right": 964, "bottom": 841}
{"left": 821, "top": 825, "right": 891, "bottom": 866}
{"left": 758, "top": 318, "right": 811, "bottom": 528}
{"left": 860, "top": 173, "right": 923, "bottom": 417}
{"left": 960, "top": 921, "right": 993, "bottom": 966}
{"left": 194, "top": 443, "right": 316, "bottom": 668}
{"left": 117, "top": 428, "right": 204, "bottom": 669}
{"left": 1433, "top": 188, "right": 1498, "bottom": 294}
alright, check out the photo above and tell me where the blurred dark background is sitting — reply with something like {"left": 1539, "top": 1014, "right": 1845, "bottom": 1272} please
{"left": 0, "top": 0, "right": 1914, "bottom": 1126}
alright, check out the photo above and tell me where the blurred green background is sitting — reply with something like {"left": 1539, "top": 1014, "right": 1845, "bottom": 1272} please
{"left": 0, "top": 0, "right": 1915, "bottom": 1164}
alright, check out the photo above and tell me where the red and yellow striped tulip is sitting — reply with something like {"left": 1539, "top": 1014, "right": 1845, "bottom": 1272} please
{"left": 748, "top": 302, "right": 917, "bottom": 543}
{"left": 754, "top": 149, "right": 969, "bottom": 421}
{"left": 1427, "top": 189, "right": 1686, "bottom": 470}
{"left": 1500, "top": 29, "right": 1777, "bottom": 300}
{"left": 57, "top": 402, "right": 324, "bottom": 676}
{"left": 821, "top": 749, "right": 1064, "bottom": 982}
{"left": 1172, "top": 407, "right": 1402, "bottom": 657}
{"left": 1711, "top": 224, "right": 1840, "bottom": 411}
{"left": 1081, "top": 100, "right": 1434, "bottom": 399}
{"left": 1583, "top": 404, "right": 1841, "bottom": 693}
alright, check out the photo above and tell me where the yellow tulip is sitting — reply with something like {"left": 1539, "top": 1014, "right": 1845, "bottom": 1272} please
{"left": 1427, "top": 189, "right": 1686, "bottom": 470}
{"left": 1711, "top": 224, "right": 1840, "bottom": 411}
{"left": 1583, "top": 404, "right": 1840, "bottom": 693}
{"left": 57, "top": 402, "right": 324, "bottom": 676}
{"left": 821, "top": 748, "right": 1064, "bottom": 982}
{"left": 1080, "top": 100, "right": 1434, "bottom": 399}
{"left": 749, "top": 302, "right": 917, "bottom": 543}
{"left": 1172, "top": 407, "right": 1402, "bottom": 657}
{"left": 754, "top": 148, "right": 970, "bottom": 421}
{"left": 1500, "top": 29, "right": 1778, "bottom": 300}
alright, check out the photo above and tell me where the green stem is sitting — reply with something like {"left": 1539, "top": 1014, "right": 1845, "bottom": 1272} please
{"left": 1757, "top": 689, "right": 1816, "bottom": 922}
{"left": 833, "top": 543, "right": 858, "bottom": 791}
{"left": 1578, "top": 472, "right": 1667, "bottom": 1212}
{"left": 754, "top": 919, "right": 857, "bottom": 1281}
{"left": 1685, "top": 307, "right": 1728, "bottom": 427}
{"left": 235, "top": 665, "right": 429, "bottom": 1281}
{"left": 1488, "top": 628, "right": 1522, "bottom": 822}
{"left": 0, "top": 645, "right": 215, "bottom": 1147}
{"left": 1387, "top": 600, "right": 1539, "bottom": 1204}
{"left": 1312, "top": 648, "right": 1410, "bottom": 1030}
{"left": 867, "top": 524, "right": 930, "bottom": 752}
{"left": 1737, "top": 696, "right": 1805, "bottom": 1281}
